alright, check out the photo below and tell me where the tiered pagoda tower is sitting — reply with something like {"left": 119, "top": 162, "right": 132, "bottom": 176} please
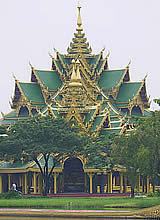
{"left": 2, "top": 6, "right": 150, "bottom": 136}
{"left": 0, "top": 6, "right": 152, "bottom": 195}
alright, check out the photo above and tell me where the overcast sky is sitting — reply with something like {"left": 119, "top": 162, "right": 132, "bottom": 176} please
{"left": 0, "top": 0, "right": 160, "bottom": 114}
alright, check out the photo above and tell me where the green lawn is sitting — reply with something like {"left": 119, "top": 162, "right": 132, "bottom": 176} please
{"left": 0, "top": 197, "right": 159, "bottom": 210}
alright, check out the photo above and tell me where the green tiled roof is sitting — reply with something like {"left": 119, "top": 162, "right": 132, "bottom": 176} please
{"left": 100, "top": 128, "right": 120, "bottom": 135}
{"left": 31, "top": 103, "right": 47, "bottom": 107}
{"left": 0, "top": 161, "right": 28, "bottom": 169}
{"left": 97, "top": 94, "right": 103, "bottom": 101}
{"left": 87, "top": 54, "right": 100, "bottom": 65}
{"left": 100, "top": 102, "right": 108, "bottom": 112}
{"left": 96, "top": 60, "right": 104, "bottom": 73}
{"left": 33, "top": 155, "right": 61, "bottom": 168}
{"left": 34, "top": 70, "right": 62, "bottom": 91}
{"left": 19, "top": 82, "right": 45, "bottom": 104}
{"left": 2, "top": 115, "right": 31, "bottom": 125}
{"left": 98, "top": 69, "right": 125, "bottom": 90}
{"left": 109, "top": 109, "right": 119, "bottom": 117}
{"left": 116, "top": 82, "right": 142, "bottom": 103}
{"left": 52, "top": 109, "right": 59, "bottom": 117}
{"left": 0, "top": 155, "right": 62, "bottom": 170}
{"left": 2, "top": 111, "right": 18, "bottom": 125}
{"left": 84, "top": 109, "right": 96, "bottom": 124}
{"left": 114, "top": 103, "right": 128, "bottom": 108}
{"left": 143, "top": 109, "right": 152, "bottom": 116}
{"left": 1, "top": 119, "right": 17, "bottom": 125}
{"left": 58, "top": 53, "right": 71, "bottom": 65}
{"left": 54, "top": 60, "right": 64, "bottom": 74}
{"left": 90, "top": 115, "right": 104, "bottom": 132}
{"left": 55, "top": 94, "right": 63, "bottom": 101}
{"left": 110, "top": 121, "right": 121, "bottom": 128}
{"left": 4, "top": 111, "right": 17, "bottom": 119}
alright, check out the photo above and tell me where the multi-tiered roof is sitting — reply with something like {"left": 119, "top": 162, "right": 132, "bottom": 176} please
{"left": 2, "top": 6, "right": 151, "bottom": 135}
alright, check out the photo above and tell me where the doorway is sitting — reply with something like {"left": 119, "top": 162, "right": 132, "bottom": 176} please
{"left": 63, "top": 157, "right": 84, "bottom": 193}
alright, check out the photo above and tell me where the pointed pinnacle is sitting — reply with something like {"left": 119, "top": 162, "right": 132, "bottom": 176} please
{"left": 12, "top": 74, "right": 17, "bottom": 81}
{"left": 48, "top": 52, "right": 53, "bottom": 58}
{"left": 126, "top": 60, "right": 131, "bottom": 68}
{"left": 1, "top": 111, "right": 4, "bottom": 117}
{"left": 29, "top": 61, "right": 34, "bottom": 69}
{"left": 144, "top": 74, "right": 148, "bottom": 81}
{"left": 76, "top": 59, "right": 81, "bottom": 80}
{"left": 71, "top": 60, "right": 77, "bottom": 81}
{"left": 77, "top": 4, "right": 83, "bottom": 31}
{"left": 106, "top": 51, "right": 110, "bottom": 58}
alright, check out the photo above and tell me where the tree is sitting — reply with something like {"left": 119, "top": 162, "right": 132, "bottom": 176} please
{"left": 84, "top": 133, "right": 114, "bottom": 170}
{"left": 0, "top": 125, "right": 7, "bottom": 135}
{"left": 112, "top": 133, "right": 141, "bottom": 197}
{"left": 0, "top": 116, "right": 87, "bottom": 195}
{"left": 112, "top": 111, "right": 160, "bottom": 196}
{"left": 131, "top": 111, "right": 160, "bottom": 192}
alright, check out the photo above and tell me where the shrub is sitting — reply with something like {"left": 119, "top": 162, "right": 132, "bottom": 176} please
{"left": 147, "top": 189, "right": 160, "bottom": 197}
{"left": 156, "top": 189, "right": 160, "bottom": 197}
{"left": 0, "top": 190, "right": 22, "bottom": 199}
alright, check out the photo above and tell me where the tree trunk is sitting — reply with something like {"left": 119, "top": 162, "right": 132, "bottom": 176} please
{"left": 144, "top": 176, "right": 148, "bottom": 193}
{"left": 34, "top": 154, "right": 56, "bottom": 196}
{"left": 152, "top": 178, "right": 156, "bottom": 193}
{"left": 123, "top": 176, "right": 127, "bottom": 193}
{"left": 43, "top": 174, "right": 50, "bottom": 196}
{"left": 152, "top": 183, "right": 155, "bottom": 193}
{"left": 131, "top": 185, "right": 135, "bottom": 198}
{"left": 42, "top": 154, "right": 50, "bottom": 196}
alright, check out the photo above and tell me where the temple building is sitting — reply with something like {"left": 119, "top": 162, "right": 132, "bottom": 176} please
{"left": 0, "top": 6, "right": 153, "bottom": 195}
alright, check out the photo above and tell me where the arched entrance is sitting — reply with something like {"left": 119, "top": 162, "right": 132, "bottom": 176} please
{"left": 63, "top": 157, "right": 84, "bottom": 193}
{"left": 131, "top": 106, "right": 142, "bottom": 116}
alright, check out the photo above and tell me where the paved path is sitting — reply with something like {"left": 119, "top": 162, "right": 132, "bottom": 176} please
{"left": 0, "top": 208, "right": 141, "bottom": 218}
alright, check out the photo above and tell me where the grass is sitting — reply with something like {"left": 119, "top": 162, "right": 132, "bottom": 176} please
{"left": 0, "top": 197, "right": 159, "bottom": 210}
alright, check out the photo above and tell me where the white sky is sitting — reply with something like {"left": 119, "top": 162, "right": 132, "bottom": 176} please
{"left": 0, "top": 0, "right": 160, "bottom": 114}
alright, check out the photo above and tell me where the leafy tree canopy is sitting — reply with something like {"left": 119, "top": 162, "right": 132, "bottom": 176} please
{"left": 112, "top": 110, "right": 160, "bottom": 196}
{"left": 84, "top": 133, "right": 115, "bottom": 170}
{"left": 0, "top": 116, "right": 88, "bottom": 195}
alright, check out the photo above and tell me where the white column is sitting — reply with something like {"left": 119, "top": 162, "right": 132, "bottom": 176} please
{"left": 107, "top": 172, "right": 112, "bottom": 193}
{"left": 120, "top": 173, "right": 123, "bottom": 193}
{"left": 24, "top": 173, "right": 28, "bottom": 194}
{"left": 0, "top": 175, "right": 2, "bottom": 193}
{"left": 54, "top": 173, "right": 57, "bottom": 194}
{"left": 33, "top": 172, "right": 37, "bottom": 194}
{"left": 89, "top": 173, "right": 93, "bottom": 194}
{"left": 8, "top": 174, "right": 11, "bottom": 191}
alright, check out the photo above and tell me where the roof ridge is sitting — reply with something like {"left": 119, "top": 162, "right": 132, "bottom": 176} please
{"left": 103, "top": 68, "right": 126, "bottom": 72}
{"left": 34, "top": 69, "right": 55, "bottom": 72}
{"left": 123, "top": 81, "right": 143, "bottom": 84}
{"left": 19, "top": 81, "right": 39, "bottom": 84}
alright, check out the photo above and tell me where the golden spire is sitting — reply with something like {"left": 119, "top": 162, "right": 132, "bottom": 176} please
{"left": 76, "top": 59, "right": 81, "bottom": 80}
{"left": 67, "top": 4, "right": 92, "bottom": 55}
{"left": 69, "top": 59, "right": 82, "bottom": 86}
{"left": 77, "top": 4, "right": 83, "bottom": 32}
{"left": 70, "top": 59, "right": 77, "bottom": 81}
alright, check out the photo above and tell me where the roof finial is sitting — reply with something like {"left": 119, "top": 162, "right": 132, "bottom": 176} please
{"left": 53, "top": 48, "right": 57, "bottom": 53}
{"left": 29, "top": 61, "right": 34, "bottom": 69}
{"left": 12, "top": 74, "right": 17, "bottom": 81}
{"left": 71, "top": 59, "right": 77, "bottom": 81}
{"left": 75, "top": 59, "right": 81, "bottom": 80}
{"left": 144, "top": 74, "right": 148, "bottom": 81}
{"left": 106, "top": 51, "right": 110, "bottom": 58}
{"left": 126, "top": 60, "right": 131, "bottom": 69}
{"left": 77, "top": 2, "right": 83, "bottom": 32}
{"left": 1, "top": 111, "right": 4, "bottom": 118}
{"left": 69, "top": 59, "right": 82, "bottom": 87}
{"left": 48, "top": 52, "right": 53, "bottom": 58}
